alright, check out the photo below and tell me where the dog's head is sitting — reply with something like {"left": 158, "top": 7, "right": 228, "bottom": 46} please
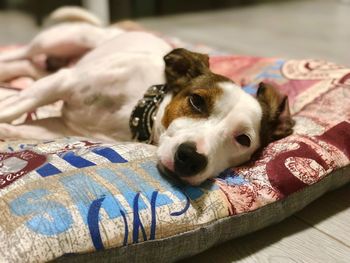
{"left": 156, "top": 48, "right": 294, "bottom": 185}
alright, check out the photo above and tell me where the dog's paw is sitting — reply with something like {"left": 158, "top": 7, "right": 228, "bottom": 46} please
{"left": 0, "top": 123, "right": 19, "bottom": 139}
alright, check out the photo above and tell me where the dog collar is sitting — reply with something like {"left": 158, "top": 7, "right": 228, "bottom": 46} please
{"left": 130, "top": 84, "right": 169, "bottom": 143}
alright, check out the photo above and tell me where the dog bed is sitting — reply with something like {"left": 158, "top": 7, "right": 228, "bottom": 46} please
{"left": 0, "top": 41, "right": 349, "bottom": 263}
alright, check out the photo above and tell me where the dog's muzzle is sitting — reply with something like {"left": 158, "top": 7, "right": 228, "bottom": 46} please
{"left": 174, "top": 142, "right": 208, "bottom": 177}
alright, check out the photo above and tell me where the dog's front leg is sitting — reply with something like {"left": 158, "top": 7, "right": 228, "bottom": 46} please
{"left": 0, "top": 117, "right": 80, "bottom": 140}
{"left": 0, "top": 68, "right": 73, "bottom": 123}
{"left": 0, "top": 46, "right": 29, "bottom": 62}
{"left": 0, "top": 60, "right": 46, "bottom": 82}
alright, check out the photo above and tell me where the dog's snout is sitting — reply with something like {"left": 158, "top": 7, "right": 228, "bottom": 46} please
{"left": 174, "top": 142, "right": 207, "bottom": 177}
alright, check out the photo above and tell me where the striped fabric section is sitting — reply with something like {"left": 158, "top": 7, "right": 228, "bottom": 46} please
{"left": 92, "top": 147, "right": 127, "bottom": 163}
{"left": 36, "top": 163, "right": 62, "bottom": 177}
{"left": 60, "top": 151, "right": 96, "bottom": 168}
{"left": 36, "top": 146, "right": 127, "bottom": 177}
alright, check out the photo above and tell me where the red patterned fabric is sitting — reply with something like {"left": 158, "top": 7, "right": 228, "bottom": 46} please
{"left": 209, "top": 56, "right": 350, "bottom": 214}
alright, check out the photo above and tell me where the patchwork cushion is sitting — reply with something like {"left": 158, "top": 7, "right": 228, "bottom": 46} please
{"left": 0, "top": 44, "right": 349, "bottom": 262}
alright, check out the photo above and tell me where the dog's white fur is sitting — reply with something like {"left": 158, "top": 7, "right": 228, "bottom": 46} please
{"left": 156, "top": 83, "right": 262, "bottom": 185}
{"left": 0, "top": 11, "right": 265, "bottom": 185}
{"left": 0, "top": 31, "right": 171, "bottom": 139}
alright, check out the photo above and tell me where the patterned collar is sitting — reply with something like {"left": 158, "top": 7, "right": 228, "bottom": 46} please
{"left": 129, "top": 84, "right": 169, "bottom": 143}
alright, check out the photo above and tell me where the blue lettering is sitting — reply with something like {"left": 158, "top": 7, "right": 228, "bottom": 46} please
{"left": 60, "top": 173, "right": 124, "bottom": 224}
{"left": 10, "top": 189, "right": 72, "bottom": 235}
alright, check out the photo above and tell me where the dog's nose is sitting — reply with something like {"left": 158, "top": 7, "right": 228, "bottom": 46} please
{"left": 174, "top": 142, "right": 207, "bottom": 177}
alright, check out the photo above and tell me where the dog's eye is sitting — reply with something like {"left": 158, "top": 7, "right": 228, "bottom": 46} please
{"left": 235, "top": 134, "right": 251, "bottom": 147}
{"left": 189, "top": 94, "right": 206, "bottom": 113}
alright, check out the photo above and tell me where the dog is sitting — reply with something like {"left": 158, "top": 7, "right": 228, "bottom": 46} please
{"left": 0, "top": 9, "right": 294, "bottom": 185}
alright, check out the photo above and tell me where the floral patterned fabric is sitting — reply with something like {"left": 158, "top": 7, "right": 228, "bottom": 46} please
{"left": 0, "top": 42, "right": 349, "bottom": 262}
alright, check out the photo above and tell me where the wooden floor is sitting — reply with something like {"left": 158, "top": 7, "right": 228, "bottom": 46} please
{"left": 139, "top": 0, "right": 350, "bottom": 65}
{"left": 0, "top": 0, "right": 349, "bottom": 262}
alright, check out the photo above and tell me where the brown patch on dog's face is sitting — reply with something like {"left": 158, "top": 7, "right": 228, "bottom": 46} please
{"left": 257, "top": 82, "right": 295, "bottom": 146}
{"left": 162, "top": 48, "right": 229, "bottom": 128}
{"left": 162, "top": 75, "right": 226, "bottom": 128}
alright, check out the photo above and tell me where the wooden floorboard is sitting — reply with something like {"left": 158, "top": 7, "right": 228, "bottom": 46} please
{"left": 180, "top": 216, "right": 350, "bottom": 263}
{"left": 139, "top": 0, "right": 350, "bottom": 65}
{"left": 295, "top": 184, "right": 350, "bottom": 247}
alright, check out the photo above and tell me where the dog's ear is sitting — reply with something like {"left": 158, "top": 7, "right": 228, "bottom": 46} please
{"left": 164, "top": 48, "right": 210, "bottom": 92}
{"left": 257, "top": 82, "right": 295, "bottom": 145}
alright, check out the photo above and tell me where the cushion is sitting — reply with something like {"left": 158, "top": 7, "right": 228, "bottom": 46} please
{"left": 0, "top": 43, "right": 349, "bottom": 262}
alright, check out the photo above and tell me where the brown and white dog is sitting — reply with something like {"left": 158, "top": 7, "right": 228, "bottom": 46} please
{"left": 0, "top": 9, "right": 294, "bottom": 185}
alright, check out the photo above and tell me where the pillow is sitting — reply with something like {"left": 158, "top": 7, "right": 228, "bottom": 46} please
{"left": 0, "top": 48, "right": 349, "bottom": 262}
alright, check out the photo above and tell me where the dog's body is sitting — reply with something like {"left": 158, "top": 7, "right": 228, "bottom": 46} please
{"left": 0, "top": 30, "right": 172, "bottom": 140}
{"left": 0, "top": 10, "right": 294, "bottom": 185}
